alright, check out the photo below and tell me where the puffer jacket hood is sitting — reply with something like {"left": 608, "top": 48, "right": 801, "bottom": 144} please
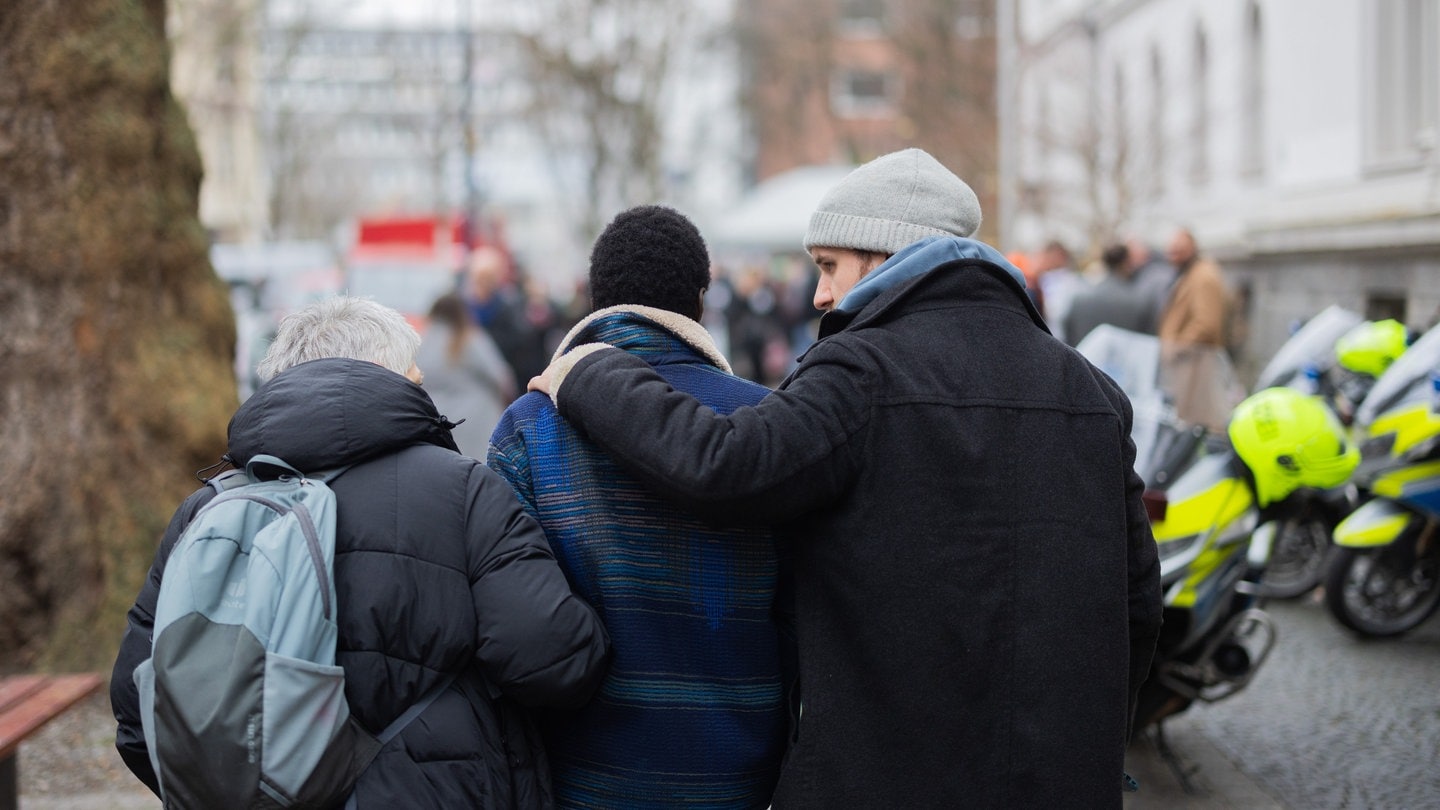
{"left": 227, "top": 358, "right": 458, "bottom": 470}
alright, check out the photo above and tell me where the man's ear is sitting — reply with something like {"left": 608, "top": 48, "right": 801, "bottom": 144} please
{"left": 696, "top": 288, "right": 706, "bottom": 322}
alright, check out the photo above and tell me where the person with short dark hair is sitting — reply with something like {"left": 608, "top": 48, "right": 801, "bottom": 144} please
{"left": 112, "top": 295, "right": 610, "bottom": 808}
{"left": 488, "top": 205, "right": 790, "bottom": 808}
{"left": 529, "top": 149, "right": 1162, "bottom": 807}
{"left": 1063, "top": 241, "right": 1158, "bottom": 345}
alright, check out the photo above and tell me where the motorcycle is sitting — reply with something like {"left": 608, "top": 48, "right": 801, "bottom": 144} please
{"left": 1324, "top": 321, "right": 1440, "bottom": 637}
{"left": 1245, "top": 306, "right": 1369, "bottom": 599}
{"left": 1329, "top": 317, "right": 1410, "bottom": 426}
{"left": 1252, "top": 304, "right": 1363, "bottom": 392}
{"left": 1133, "top": 386, "right": 1358, "bottom": 734}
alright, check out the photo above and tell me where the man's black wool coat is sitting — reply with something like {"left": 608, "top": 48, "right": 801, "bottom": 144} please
{"left": 551, "top": 256, "right": 1163, "bottom": 808}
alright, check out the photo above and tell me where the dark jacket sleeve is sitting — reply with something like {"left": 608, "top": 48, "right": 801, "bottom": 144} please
{"left": 464, "top": 463, "right": 611, "bottom": 709}
{"left": 1113, "top": 386, "right": 1164, "bottom": 741}
{"left": 552, "top": 339, "right": 873, "bottom": 524}
{"left": 110, "top": 486, "right": 216, "bottom": 797}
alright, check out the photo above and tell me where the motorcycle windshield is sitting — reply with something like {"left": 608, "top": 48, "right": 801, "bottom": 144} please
{"left": 1253, "top": 305, "right": 1363, "bottom": 391}
{"left": 1076, "top": 326, "right": 1166, "bottom": 480}
{"left": 1075, "top": 325, "right": 1162, "bottom": 403}
{"left": 1077, "top": 325, "right": 1244, "bottom": 482}
{"left": 1353, "top": 322, "right": 1440, "bottom": 430}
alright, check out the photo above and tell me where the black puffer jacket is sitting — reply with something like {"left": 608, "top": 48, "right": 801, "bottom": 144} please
{"left": 112, "top": 358, "right": 610, "bottom": 808}
{"left": 549, "top": 247, "right": 1162, "bottom": 808}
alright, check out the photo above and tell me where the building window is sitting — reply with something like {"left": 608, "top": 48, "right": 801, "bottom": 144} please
{"left": 1367, "top": 0, "right": 1439, "bottom": 168}
{"left": 831, "top": 69, "right": 898, "bottom": 118}
{"left": 1240, "top": 1, "right": 1265, "bottom": 178}
{"left": 1189, "top": 25, "right": 1209, "bottom": 185}
{"left": 1365, "top": 290, "right": 1408, "bottom": 323}
{"left": 838, "top": 0, "right": 885, "bottom": 35}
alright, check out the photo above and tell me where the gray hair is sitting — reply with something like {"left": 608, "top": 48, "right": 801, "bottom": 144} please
{"left": 256, "top": 295, "right": 421, "bottom": 381}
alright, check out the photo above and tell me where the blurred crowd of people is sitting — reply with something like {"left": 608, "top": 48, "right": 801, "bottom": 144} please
{"left": 424, "top": 224, "right": 1246, "bottom": 456}
{"left": 1007, "top": 227, "right": 1240, "bottom": 355}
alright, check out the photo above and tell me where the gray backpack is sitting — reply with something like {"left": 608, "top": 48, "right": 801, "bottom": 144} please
{"left": 134, "top": 455, "right": 449, "bottom": 809}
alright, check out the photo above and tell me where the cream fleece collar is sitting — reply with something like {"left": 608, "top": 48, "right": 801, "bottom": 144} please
{"left": 552, "top": 304, "right": 733, "bottom": 375}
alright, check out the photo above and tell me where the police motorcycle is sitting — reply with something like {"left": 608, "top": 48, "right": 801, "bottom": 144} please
{"left": 1329, "top": 317, "right": 1410, "bottom": 426}
{"left": 1252, "top": 305, "right": 1364, "bottom": 393}
{"left": 1244, "top": 306, "right": 1372, "bottom": 598}
{"left": 1133, "top": 386, "right": 1358, "bottom": 734}
{"left": 1324, "top": 321, "right": 1440, "bottom": 637}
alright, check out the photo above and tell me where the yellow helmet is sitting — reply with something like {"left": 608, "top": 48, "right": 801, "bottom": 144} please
{"left": 1335, "top": 319, "right": 1408, "bottom": 378}
{"left": 1228, "top": 387, "right": 1359, "bottom": 507}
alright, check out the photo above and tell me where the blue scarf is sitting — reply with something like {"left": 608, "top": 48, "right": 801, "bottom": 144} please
{"left": 837, "top": 236, "right": 1030, "bottom": 314}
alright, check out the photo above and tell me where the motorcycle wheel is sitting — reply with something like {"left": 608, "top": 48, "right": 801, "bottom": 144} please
{"left": 1255, "top": 517, "right": 1332, "bottom": 599}
{"left": 1324, "top": 540, "right": 1440, "bottom": 637}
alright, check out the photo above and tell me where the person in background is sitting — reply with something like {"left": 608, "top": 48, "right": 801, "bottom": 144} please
{"left": 520, "top": 275, "right": 569, "bottom": 367}
{"left": 1033, "top": 238, "right": 1086, "bottom": 343}
{"left": 416, "top": 291, "right": 516, "bottom": 457}
{"left": 527, "top": 149, "right": 1162, "bottom": 807}
{"left": 727, "top": 264, "right": 782, "bottom": 385}
{"left": 1064, "top": 242, "right": 1158, "bottom": 345}
{"left": 1158, "top": 227, "right": 1239, "bottom": 431}
{"left": 466, "top": 245, "right": 544, "bottom": 383}
{"left": 1005, "top": 249, "right": 1045, "bottom": 313}
{"left": 112, "top": 295, "right": 610, "bottom": 808}
{"left": 1127, "top": 236, "right": 1175, "bottom": 329}
{"left": 1158, "top": 227, "right": 1231, "bottom": 351}
{"left": 488, "top": 206, "right": 791, "bottom": 809}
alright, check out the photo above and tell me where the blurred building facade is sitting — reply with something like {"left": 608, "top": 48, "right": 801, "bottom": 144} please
{"left": 167, "top": 1, "right": 744, "bottom": 293}
{"left": 999, "top": 0, "right": 1440, "bottom": 369}
{"left": 735, "top": 0, "right": 999, "bottom": 242}
{"left": 169, "top": 0, "right": 267, "bottom": 244}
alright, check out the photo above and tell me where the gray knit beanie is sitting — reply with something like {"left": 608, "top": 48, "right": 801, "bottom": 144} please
{"left": 802, "top": 148, "right": 982, "bottom": 254}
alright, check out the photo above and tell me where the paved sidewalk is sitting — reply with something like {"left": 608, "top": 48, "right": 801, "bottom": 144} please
{"left": 22, "top": 677, "right": 1286, "bottom": 809}
{"left": 1125, "top": 712, "right": 1286, "bottom": 809}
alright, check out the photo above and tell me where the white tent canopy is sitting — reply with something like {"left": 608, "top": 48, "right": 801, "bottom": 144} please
{"left": 707, "top": 164, "right": 855, "bottom": 254}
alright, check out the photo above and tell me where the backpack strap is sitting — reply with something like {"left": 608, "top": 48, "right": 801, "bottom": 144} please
{"left": 206, "top": 468, "right": 251, "bottom": 495}
{"left": 377, "top": 671, "right": 459, "bottom": 747}
{"left": 245, "top": 454, "right": 303, "bottom": 481}
{"left": 244, "top": 454, "right": 353, "bottom": 485}
{"left": 343, "top": 671, "right": 461, "bottom": 810}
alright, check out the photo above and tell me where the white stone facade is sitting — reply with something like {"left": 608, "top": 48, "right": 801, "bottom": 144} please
{"left": 999, "top": 0, "right": 1440, "bottom": 373}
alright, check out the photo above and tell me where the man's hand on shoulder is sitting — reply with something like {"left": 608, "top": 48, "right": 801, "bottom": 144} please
{"left": 528, "top": 344, "right": 617, "bottom": 402}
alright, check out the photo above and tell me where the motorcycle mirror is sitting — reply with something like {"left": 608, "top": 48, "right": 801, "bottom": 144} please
{"left": 1142, "top": 489, "right": 1168, "bottom": 523}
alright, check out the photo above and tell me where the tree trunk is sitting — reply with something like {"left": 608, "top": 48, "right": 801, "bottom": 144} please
{"left": 0, "top": 0, "right": 237, "bottom": 672}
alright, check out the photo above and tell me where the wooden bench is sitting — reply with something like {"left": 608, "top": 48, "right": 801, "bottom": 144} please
{"left": 0, "top": 673, "right": 104, "bottom": 810}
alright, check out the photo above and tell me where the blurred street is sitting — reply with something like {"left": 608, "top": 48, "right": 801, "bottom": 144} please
{"left": 1125, "top": 596, "right": 1440, "bottom": 808}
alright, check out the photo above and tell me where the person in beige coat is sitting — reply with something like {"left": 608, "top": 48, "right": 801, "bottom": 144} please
{"left": 1158, "top": 228, "right": 1240, "bottom": 431}
{"left": 1158, "top": 227, "right": 1230, "bottom": 348}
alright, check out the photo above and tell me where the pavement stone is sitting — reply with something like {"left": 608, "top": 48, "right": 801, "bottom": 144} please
{"left": 1124, "top": 714, "right": 1286, "bottom": 809}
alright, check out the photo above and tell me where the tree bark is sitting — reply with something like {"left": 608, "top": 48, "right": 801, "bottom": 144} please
{"left": 0, "top": 0, "right": 236, "bottom": 671}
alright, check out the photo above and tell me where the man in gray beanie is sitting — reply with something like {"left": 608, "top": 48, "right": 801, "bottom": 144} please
{"left": 529, "top": 148, "right": 1161, "bottom": 808}
{"left": 803, "top": 147, "right": 983, "bottom": 254}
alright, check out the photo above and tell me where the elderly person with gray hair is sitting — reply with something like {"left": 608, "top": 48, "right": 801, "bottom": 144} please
{"left": 529, "top": 148, "right": 1161, "bottom": 807}
{"left": 112, "top": 295, "right": 610, "bottom": 808}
